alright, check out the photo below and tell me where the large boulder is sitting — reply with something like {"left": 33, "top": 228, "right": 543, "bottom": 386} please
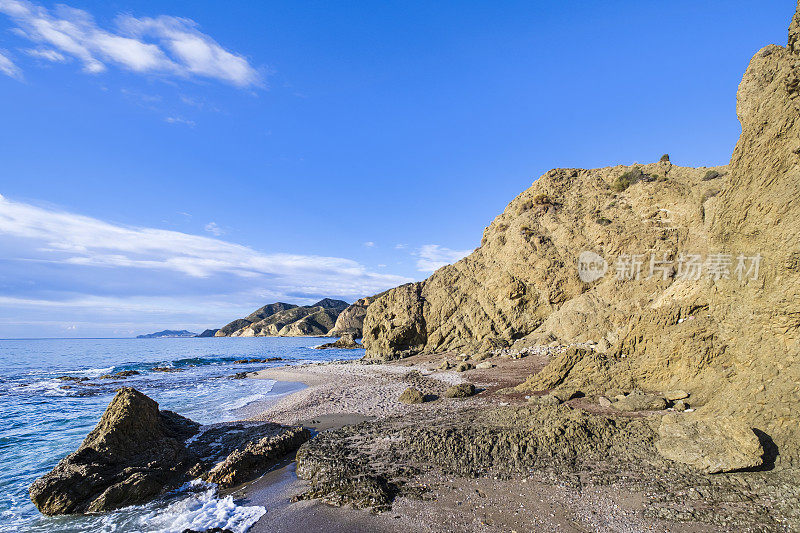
{"left": 612, "top": 392, "right": 667, "bottom": 412}
{"left": 656, "top": 414, "right": 764, "bottom": 473}
{"left": 29, "top": 388, "right": 310, "bottom": 515}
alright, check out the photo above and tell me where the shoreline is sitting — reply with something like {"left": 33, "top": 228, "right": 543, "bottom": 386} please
{"left": 238, "top": 355, "right": 741, "bottom": 533}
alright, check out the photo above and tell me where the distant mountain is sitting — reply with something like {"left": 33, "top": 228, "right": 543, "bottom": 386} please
{"left": 195, "top": 329, "right": 220, "bottom": 338}
{"left": 215, "top": 299, "right": 350, "bottom": 337}
{"left": 136, "top": 330, "right": 197, "bottom": 339}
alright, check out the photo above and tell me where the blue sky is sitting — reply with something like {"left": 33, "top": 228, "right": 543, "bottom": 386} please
{"left": 0, "top": 0, "right": 795, "bottom": 338}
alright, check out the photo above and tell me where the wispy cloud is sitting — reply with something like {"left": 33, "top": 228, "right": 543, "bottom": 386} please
{"left": 415, "top": 244, "right": 471, "bottom": 272}
{"left": 363, "top": 241, "right": 375, "bottom": 247}
{"left": 0, "top": 0, "right": 261, "bottom": 87}
{"left": 0, "top": 193, "right": 410, "bottom": 296}
{"left": 204, "top": 221, "right": 223, "bottom": 236}
{"left": 0, "top": 48, "right": 22, "bottom": 79}
{"left": 24, "top": 47, "right": 66, "bottom": 62}
{"left": 165, "top": 116, "right": 196, "bottom": 127}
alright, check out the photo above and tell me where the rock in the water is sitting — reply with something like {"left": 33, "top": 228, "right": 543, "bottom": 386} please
{"left": 314, "top": 333, "right": 361, "bottom": 350}
{"left": 444, "top": 383, "right": 476, "bottom": 398}
{"left": 29, "top": 388, "right": 199, "bottom": 515}
{"left": 398, "top": 387, "right": 425, "bottom": 404}
{"left": 29, "top": 388, "right": 310, "bottom": 515}
{"left": 656, "top": 414, "right": 764, "bottom": 473}
{"left": 612, "top": 392, "right": 667, "bottom": 412}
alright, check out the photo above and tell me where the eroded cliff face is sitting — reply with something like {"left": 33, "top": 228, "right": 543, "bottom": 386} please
{"left": 364, "top": 161, "right": 724, "bottom": 358}
{"left": 364, "top": 3, "right": 800, "bottom": 462}
{"left": 330, "top": 292, "right": 388, "bottom": 338}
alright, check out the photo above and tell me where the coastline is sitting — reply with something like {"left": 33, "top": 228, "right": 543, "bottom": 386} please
{"left": 237, "top": 355, "right": 745, "bottom": 533}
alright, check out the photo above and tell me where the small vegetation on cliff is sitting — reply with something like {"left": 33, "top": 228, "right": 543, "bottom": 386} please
{"left": 610, "top": 167, "right": 657, "bottom": 192}
{"left": 702, "top": 170, "right": 723, "bottom": 181}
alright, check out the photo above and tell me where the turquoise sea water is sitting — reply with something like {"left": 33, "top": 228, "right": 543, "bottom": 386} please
{"left": 0, "top": 337, "right": 361, "bottom": 532}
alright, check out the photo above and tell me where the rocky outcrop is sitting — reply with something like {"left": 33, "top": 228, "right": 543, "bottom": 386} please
{"left": 215, "top": 299, "right": 349, "bottom": 337}
{"left": 195, "top": 329, "right": 219, "bottom": 337}
{"left": 364, "top": 161, "right": 721, "bottom": 359}
{"left": 329, "top": 292, "right": 388, "bottom": 338}
{"left": 314, "top": 332, "right": 362, "bottom": 350}
{"left": 29, "top": 388, "right": 310, "bottom": 515}
{"left": 363, "top": 4, "right": 800, "bottom": 464}
{"left": 656, "top": 414, "right": 764, "bottom": 474}
{"left": 363, "top": 283, "right": 427, "bottom": 357}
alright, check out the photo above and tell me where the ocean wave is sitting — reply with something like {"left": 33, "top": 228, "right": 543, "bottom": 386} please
{"left": 137, "top": 481, "right": 265, "bottom": 533}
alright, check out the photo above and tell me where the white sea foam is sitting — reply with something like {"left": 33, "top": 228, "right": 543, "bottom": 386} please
{"left": 223, "top": 389, "right": 273, "bottom": 412}
{"left": 136, "top": 481, "right": 265, "bottom": 533}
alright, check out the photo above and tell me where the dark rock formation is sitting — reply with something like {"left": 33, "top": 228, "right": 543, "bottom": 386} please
{"left": 314, "top": 333, "right": 362, "bottom": 350}
{"left": 29, "top": 388, "right": 310, "bottom": 515}
{"left": 195, "top": 329, "right": 220, "bottom": 337}
{"left": 29, "top": 388, "right": 199, "bottom": 515}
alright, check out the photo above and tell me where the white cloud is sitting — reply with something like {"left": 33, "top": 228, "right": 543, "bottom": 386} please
{"left": 165, "top": 116, "right": 196, "bottom": 127}
{"left": 0, "top": 194, "right": 411, "bottom": 297}
{"left": 25, "top": 47, "right": 66, "bottom": 62}
{"left": 0, "top": 49, "right": 22, "bottom": 79}
{"left": 394, "top": 243, "right": 407, "bottom": 250}
{"left": 415, "top": 244, "right": 471, "bottom": 272}
{"left": 119, "top": 15, "right": 261, "bottom": 87}
{"left": 204, "top": 221, "right": 223, "bottom": 236}
{"left": 0, "top": 0, "right": 261, "bottom": 87}
{"left": 363, "top": 241, "right": 375, "bottom": 247}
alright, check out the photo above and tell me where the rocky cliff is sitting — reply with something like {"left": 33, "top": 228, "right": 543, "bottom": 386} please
{"left": 329, "top": 291, "right": 388, "bottom": 338}
{"left": 363, "top": 3, "right": 800, "bottom": 464}
{"left": 215, "top": 299, "right": 349, "bottom": 337}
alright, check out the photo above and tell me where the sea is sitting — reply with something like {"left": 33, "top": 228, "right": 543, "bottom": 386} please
{"left": 0, "top": 337, "right": 362, "bottom": 533}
